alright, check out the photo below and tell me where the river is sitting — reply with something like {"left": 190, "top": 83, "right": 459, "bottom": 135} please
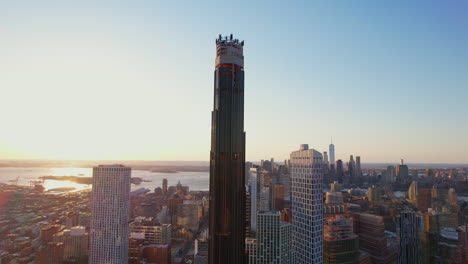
{"left": 0, "top": 167, "right": 209, "bottom": 192}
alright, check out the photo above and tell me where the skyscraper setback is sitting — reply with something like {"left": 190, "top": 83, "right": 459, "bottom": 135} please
{"left": 89, "top": 165, "right": 131, "bottom": 264}
{"left": 209, "top": 34, "right": 246, "bottom": 264}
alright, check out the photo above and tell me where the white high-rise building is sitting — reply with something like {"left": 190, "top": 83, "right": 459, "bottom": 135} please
{"left": 246, "top": 238, "right": 258, "bottom": 264}
{"left": 329, "top": 140, "right": 335, "bottom": 166}
{"left": 256, "top": 211, "right": 291, "bottom": 264}
{"left": 90, "top": 165, "right": 131, "bottom": 264}
{"left": 290, "top": 144, "right": 323, "bottom": 264}
{"left": 249, "top": 168, "right": 258, "bottom": 233}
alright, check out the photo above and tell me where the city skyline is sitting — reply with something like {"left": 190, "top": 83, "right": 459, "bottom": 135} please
{"left": 1, "top": 2, "right": 467, "bottom": 264}
{"left": 1, "top": 1, "right": 467, "bottom": 163}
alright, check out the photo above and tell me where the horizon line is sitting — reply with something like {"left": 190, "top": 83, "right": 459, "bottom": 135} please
{"left": 0, "top": 158, "right": 467, "bottom": 166}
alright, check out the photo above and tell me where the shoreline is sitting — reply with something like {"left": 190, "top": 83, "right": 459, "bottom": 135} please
{"left": 0, "top": 165, "right": 209, "bottom": 174}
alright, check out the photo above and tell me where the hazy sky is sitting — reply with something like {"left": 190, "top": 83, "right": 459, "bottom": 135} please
{"left": 1, "top": 0, "right": 467, "bottom": 163}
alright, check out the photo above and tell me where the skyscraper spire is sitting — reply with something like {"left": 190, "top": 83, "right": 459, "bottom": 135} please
{"left": 329, "top": 138, "right": 335, "bottom": 166}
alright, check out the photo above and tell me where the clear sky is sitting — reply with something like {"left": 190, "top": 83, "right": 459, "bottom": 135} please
{"left": 0, "top": 0, "right": 467, "bottom": 163}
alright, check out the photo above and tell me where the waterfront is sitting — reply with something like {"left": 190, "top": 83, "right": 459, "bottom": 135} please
{"left": 1, "top": 167, "right": 467, "bottom": 201}
{"left": 0, "top": 167, "right": 209, "bottom": 192}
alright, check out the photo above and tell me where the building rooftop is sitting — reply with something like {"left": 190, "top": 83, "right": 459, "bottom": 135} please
{"left": 440, "top": 227, "right": 458, "bottom": 240}
{"left": 96, "top": 164, "right": 127, "bottom": 168}
{"left": 215, "top": 34, "right": 244, "bottom": 46}
{"left": 70, "top": 226, "right": 86, "bottom": 236}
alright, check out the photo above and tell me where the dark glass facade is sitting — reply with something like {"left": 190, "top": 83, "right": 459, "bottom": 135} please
{"left": 324, "top": 238, "right": 359, "bottom": 264}
{"left": 209, "top": 35, "right": 246, "bottom": 264}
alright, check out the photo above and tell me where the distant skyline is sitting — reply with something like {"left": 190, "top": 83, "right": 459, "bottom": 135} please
{"left": 1, "top": 1, "right": 467, "bottom": 163}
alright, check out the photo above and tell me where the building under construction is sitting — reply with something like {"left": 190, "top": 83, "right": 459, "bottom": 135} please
{"left": 353, "top": 213, "right": 397, "bottom": 264}
{"left": 324, "top": 216, "right": 360, "bottom": 264}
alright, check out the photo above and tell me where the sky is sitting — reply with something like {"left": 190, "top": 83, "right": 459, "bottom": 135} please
{"left": 0, "top": 0, "right": 467, "bottom": 163}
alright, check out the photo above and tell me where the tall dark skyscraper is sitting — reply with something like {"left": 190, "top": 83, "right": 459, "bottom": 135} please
{"left": 356, "top": 156, "right": 361, "bottom": 177}
{"left": 162, "top": 178, "right": 168, "bottom": 195}
{"left": 336, "top": 160, "right": 344, "bottom": 183}
{"left": 209, "top": 34, "right": 246, "bottom": 264}
{"left": 395, "top": 159, "right": 409, "bottom": 184}
{"left": 398, "top": 211, "right": 422, "bottom": 264}
{"left": 347, "top": 155, "right": 355, "bottom": 184}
